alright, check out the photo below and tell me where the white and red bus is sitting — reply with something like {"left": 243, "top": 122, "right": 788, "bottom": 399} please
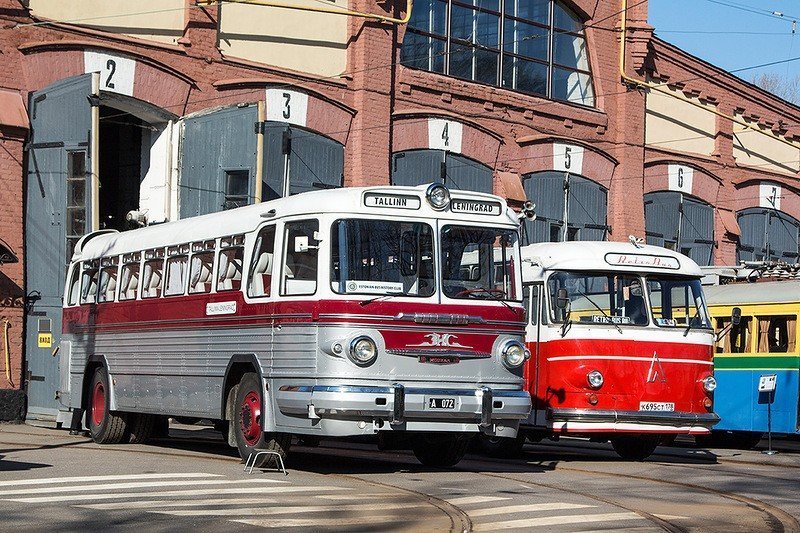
{"left": 480, "top": 241, "right": 719, "bottom": 460}
{"left": 59, "top": 184, "right": 532, "bottom": 467}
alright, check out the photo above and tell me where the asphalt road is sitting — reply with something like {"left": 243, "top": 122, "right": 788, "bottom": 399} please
{"left": 1, "top": 423, "right": 798, "bottom": 532}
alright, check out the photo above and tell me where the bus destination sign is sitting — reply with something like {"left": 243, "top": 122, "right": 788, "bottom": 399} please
{"left": 604, "top": 253, "right": 680, "bottom": 270}
{"left": 450, "top": 199, "right": 502, "bottom": 216}
{"left": 363, "top": 193, "right": 421, "bottom": 210}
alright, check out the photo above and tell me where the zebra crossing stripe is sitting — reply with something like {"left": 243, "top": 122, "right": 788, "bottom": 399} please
{"left": 469, "top": 502, "right": 594, "bottom": 517}
{"left": 152, "top": 502, "right": 429, "bottom": 517}
{"left": 0, "top": 478, "right": 282, "bottom": 497}
{"left": 446, "top": 496, "right": 512, "bottom": 505}
{"left": 474, "top": 511, "right": 644, "bottom": 530}
{"left": 79, "top": 497, "right": 281, "bottom": 511}
{"left": 233, "top": 516, "right": 409, "bottom": 528}
{"left": 7, "top": 485, "right": 348, "bottom": 504}
{"left": 0, "top": 473, "right": 218, "bottom": 487}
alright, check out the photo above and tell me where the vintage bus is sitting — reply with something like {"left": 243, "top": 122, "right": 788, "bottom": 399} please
{"left": 703, "top": 279, "right": 800, "bottom": 448}
{"left": 59, "top": 184, "right": 532, "bottom": 468}
{"left": 479, "top": 241, "right": 719, "bottom": 460}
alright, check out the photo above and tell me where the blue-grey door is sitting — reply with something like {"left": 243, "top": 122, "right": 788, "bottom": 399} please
{"left": 264, "top": 125, "right": 344, "bottom": 198}
{"left": 25, "top": 74, "right": 93, "bottom": 420}
{"left": 391, "top": 149, "right": 493, "bottom": 193}
{"left": 644, "top": 192, "right": 714, "bottom": 265}
{"left": 521, "top": 171, "right": 608, "bottom": 244}
{"left": 737, "top": 208, "right": 800, "bottom": 262}
{"left": 179, "top": 105, "right": 258, "bottom": 217}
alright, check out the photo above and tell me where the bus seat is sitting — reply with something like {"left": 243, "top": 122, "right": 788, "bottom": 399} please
{"left": 146, "top": 270, "right": 163, "bottom": 297}
{"left": 190, "top": 261, "right": 212, "bottom": 293}
{"left": 221, "top": 258, "right": 243, "bottom": 290}
{"left": 124, "top": 273, "right": 139, "bottom": 300}
{"left": 251, "top": 252, "right": 273, "bottom": 296}
{"left": 104, "top": 275, "right": 117, "bottom": 302}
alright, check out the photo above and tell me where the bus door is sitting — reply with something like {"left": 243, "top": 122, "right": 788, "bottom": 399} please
{"left": 524, "top": 282, "right": 545, "bottom": 426}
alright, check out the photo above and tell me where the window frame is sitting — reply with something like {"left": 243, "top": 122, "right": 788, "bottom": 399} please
{"left": 247, "top": 225, "right": 277, "bottom": 299}
{"left": 280, "top": 219, "right": 320, "bottom": 297}
{"left": 217, "top": 234, "right": 246, "bottom": 293}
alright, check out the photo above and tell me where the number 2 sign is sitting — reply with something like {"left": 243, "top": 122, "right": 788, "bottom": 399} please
{"left": 84, "top": 51, "right": 136, "bottom": 96}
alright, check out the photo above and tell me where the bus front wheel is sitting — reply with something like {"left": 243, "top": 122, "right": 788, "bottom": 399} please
{"left": 87, "top": 366, "right": 128, "bottom": 444}
{"left": 232, "top": 372, "right": 291, "bottom": 469}
{"left": 412, "top": 433, "right": 471, "bottom": 468}
{"left": 610, "top": 435, "right": 660, "bottom": 461}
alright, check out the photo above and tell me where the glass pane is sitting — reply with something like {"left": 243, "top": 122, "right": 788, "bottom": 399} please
{"left": 476, "top": 12, "right": 500, "bottom": 47}
{"left": 248, "top": 226, "right": 276, "bottom": 298}
{"left": 553, "top": 33, "right": 589, "bottom": 70}
{"left": 506, "top": 57, "right": 547, "bottom": 96}
{"left": 331, "top": 219, "right": 435, "bottom": 297}
{"left": 217, "top": 247, "right": 244, "bottom": 291}
{"left": 401, "top": 32, "right": 446, "bottom": 73}
{"left": 441, "top": 226, "right": 519, "bottom": 301}
{"left": 141, "top": 259, "right": 164, "bottom": 298}
{"left": 282, "top": 220, "right": 319, "bottom": 296}
{"left": 188, "top": 252, "right": 215, "bottom": 294}
{"left": 505, "top": 0, "right": 549, "bottom": 24}
{"left": 67, "top": 207, "right": 86, "bottom": 236}
{"left": 164, "top": 256, "right": 188, "bottom": 296}
{"left": 67, "top": 179, "right": 85, "bottom": 208}
{"left": 547, "top": 272, "right": 648, "bottom": 326}
{"left": 553, "top": 1, "right": 582, "bottom": 32}
{"left": 475, "top": 48, "right": 498, "bottom": 84}
{"left": 647, "top": 278, "right": 711, "bottom": 329}
{"left": 68, "top": 152, "right": 86, "bottom": 180}
{"left": 504, "top": 19, "right": 548, "bottom": 61}
{"left": 451, "top": 5, "right": 475, "bottom": 41}
{"left": 552, "top": 67, "right": 594, "bottom": 105}
{"left": 449, "top": 43, "right": 474, "bottom": 80}
{"left": 119, "top": 263, "right": 140, "bottom": 301}
{"left": 409, "top": 0, "right": 432, "bottom": 29}
{"left": 226, "top": 170, "right": 250, "bottom": 197}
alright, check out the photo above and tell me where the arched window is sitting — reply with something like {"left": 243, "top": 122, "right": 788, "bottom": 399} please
{"left": 522, "top": 171, "right": 607, "bottom": 244}
{"left": 737, "top": 208, "right": 800, "bottom": 263}
{"left": 391, "top": 149, "right": 493, "bottom": 193}
{"left": 401, "top": 0, "right": 594, "bottom": 106}
{"left": 644, "top": 192, "right": 714, "bottom": 266}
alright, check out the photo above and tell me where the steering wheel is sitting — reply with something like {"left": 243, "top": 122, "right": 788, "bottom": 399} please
{"left": 455, "top": 287, "right": 506, "bottom": 298}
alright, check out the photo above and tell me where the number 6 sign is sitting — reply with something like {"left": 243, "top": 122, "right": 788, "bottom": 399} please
{"left": 84, "top": 51, "right": 136, "bottom": 96}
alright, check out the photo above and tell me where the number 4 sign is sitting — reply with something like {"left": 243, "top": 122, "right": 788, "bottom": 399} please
{"left": 84, "top": 51, "right": 136, "bottom": 96}
{"left": 428, "top": 119, "right": 462, "bottom": 153}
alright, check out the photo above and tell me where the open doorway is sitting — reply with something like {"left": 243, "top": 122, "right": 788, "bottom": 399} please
{"left": 99, "top": 106, "right": 143, "bottom": 231}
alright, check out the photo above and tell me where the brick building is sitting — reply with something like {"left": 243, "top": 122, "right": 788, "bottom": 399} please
{"left": 1, "top": 0, "right": 799, "bottom": 421}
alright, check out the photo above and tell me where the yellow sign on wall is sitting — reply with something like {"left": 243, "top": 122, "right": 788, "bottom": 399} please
{"left": 38, "top": 333, "right": 52, "bottom": 348}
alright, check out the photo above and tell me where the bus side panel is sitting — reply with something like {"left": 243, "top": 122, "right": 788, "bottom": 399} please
{"left": 715, "top": 366, "right": 800, "bottom": 435}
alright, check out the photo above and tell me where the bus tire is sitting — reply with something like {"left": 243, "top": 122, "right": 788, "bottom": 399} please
{"left": 611, "top": 435, "right": 660, "bottom": 461}
{"left": 233, "top": 372, "right": 290, "bottom": 468}
{"left": 128, "top": 413, "right": 157, "bottom": 444}
{"left": 475, "top": 432, "right": 526, "bottom": 458}
{"left": 412, "top": 433, "right": 471, "bottom": 468}
{"left": 87, "top": 366, "right": 128, "bottom": 445}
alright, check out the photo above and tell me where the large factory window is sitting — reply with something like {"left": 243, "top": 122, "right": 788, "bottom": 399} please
{"left": 644, "top": 192, "right": 714, "bottom": 266}
{"left": 401, "top": 0, "right": 594, "bottom": 106}
{"left": 391, "top": 149, "right": 493, "bottom": 193}
{"left": 737, "top": 208, "right": 800, "bottom": 263}
{"left": 521, "top": 171, "right": 608, "bottom": 244}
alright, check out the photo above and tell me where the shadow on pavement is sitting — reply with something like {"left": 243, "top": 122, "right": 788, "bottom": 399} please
{"left": 0, "top": 454, "right": 51, "bottom": 472}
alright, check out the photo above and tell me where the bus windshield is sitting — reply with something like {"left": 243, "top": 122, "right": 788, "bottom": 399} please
{"left": 441, "top": 225, "right": 519, "bottom": 301}
{"left": 547, "top": 271, "right": 648, "bottom": 326}
{"left": 331, "top": 219, "right": 435, "bottom": 297}
{"left": 647, "top": 277, "right": 711, "bottom": 329}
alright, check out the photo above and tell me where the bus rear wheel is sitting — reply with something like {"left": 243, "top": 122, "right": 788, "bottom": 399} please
{"left": 475, "top": 431, "right": 526, "bottom": 458}
{"left": 232, "top": 372, "right": 290, "bottom": 469}
{"left": 610, "top": 435, "right": 660, "bottom": 461}
{"left": 87, "top": 366, "right": 128, "bottom": 444}
{"left": 411, "top": 433, "right": 470, "bottom": 468}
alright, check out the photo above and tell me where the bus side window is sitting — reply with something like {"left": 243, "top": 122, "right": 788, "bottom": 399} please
{"left": 530, "top": 285, "right": 539, "bottom": 326}
{"left": 119, "top": 262, "right": 141, "bottom": 301}
{"left": 97, "top": 264, "right": 119, "bottom": 303}
{"left": 218, "top": 247, "right": 244, "bottom": 292}
{"left": 757, "top": 316, "right": 797, "bottom": 354}
{"left": 67, "top": 264, "right": 80, "bottom": 306}
{"left": 248, "top": 226, "right": 276, "bottom": 298}
{"left": 716, "top": 315, "right": 752, "bottom": 354}
{"left": 165, "top": 255, "right": 188, "bottom": 296}
{"left": 81, "top": 264, "right": 99, "bottom": 304}
{"left": 189, "top": 252, "right": 215, "bottom": 294}
{"left": 282, "top": 220, "right": 319, "bottom": 296}
{"left": 141, "top": 259, "right": 164, "bottom": 299}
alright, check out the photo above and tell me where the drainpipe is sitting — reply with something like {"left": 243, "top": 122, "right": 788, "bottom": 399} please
{"left": 90, "top": 72, "right": 100, "bottom": 231}
{"left": 198, "top": 0, "right": 413, "bottom": 24}
{"left": 254, "top": 100, "right": 265, "bottom": 204}
{"left": 619, "top": 0, "right": 798, "bottom": 149}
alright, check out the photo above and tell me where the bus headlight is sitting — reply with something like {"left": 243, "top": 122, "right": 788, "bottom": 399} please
{"left": 426, "top": 183, "right": 450, "bottom": 210}
{"left": 501, "top": 341, "right": 528, "bottom": 369}
{"left": 587, "top": 370, "right": 604, "bottom": 389}
{"left": 349, "top": 336, "right": 378, "bottom": 366}
{"left": 702, "top": 375, "right": 717, "bottom": 393}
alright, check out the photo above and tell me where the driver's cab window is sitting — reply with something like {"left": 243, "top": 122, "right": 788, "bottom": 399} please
{"left": 282, "top": 220, "right": 319, "bottom": 296}
{"left": 66, "top": 264, "right": 81, "bottom": 306}
{"left": 248, "top": 226, "right": 276, "bottom": 298}
{"left": 522, "top": 284, "right": 540, "bottom": 326}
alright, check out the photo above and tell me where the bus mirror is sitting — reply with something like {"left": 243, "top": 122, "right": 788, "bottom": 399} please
{"left": 556, "top": 288, "right": 569, "bottom": 309}
{"left": 294, "top": 236, "right": 318, "bottom": 253}
{"left": 731, "top": 307, "right": 741, "bottom": 326}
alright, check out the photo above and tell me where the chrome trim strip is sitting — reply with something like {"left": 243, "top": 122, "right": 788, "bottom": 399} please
{"left": 548, "top": 408, "right": 720, "bottom": 426}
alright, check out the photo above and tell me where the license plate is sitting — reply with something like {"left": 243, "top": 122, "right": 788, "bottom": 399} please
{"left": 639, "top": 401, "right": 675, "bottom": 412}
{"left": 428, "top": 397, "right": 456, "bottom": 409}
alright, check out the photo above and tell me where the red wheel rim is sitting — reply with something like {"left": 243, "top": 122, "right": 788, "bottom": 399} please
{"left": 91, "top": 381, "right": 106, "bottom": 427}
{"left": 240, "top": 390, "right": 262, "bottom": 446}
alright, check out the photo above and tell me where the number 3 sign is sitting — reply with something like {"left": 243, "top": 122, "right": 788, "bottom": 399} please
{"left": 84, "top": 51, "right": 136, "bottom": 96}
{"left": 266, "top": 89, "right": 308, "bottom": 127}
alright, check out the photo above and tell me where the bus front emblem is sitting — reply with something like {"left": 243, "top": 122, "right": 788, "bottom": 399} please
{"left": 646, "top": 351, "right": 667, "bottom": 383}
{"left": 408, "top": 333, "right": 472, "bottom": 349}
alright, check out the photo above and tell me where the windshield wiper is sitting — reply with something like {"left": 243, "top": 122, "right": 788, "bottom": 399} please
{"left": 683, "top": 309, "right": 701, "bottom": 337}
{"left": 359, "top": 291, "right": 403, "bottom": 307}
{"left": 460, "top": 287, "right": 514, "bottom": 311}
{"left": 575, "top": 290, "right": 623, "bottom": 334}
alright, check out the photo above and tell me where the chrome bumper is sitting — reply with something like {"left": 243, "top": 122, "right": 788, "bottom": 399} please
{"left": 549, "top": 408, "right": 720, "bottom": 428}
{"left": 277, "top": 384, "right": 531, "bottom": 426}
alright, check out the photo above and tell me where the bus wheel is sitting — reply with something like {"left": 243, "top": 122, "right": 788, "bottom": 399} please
{"left": 128, "top": 414, "right": 157, "bottom": 444}
{"left": 233, "top": 372, "right": 290, "bottom": 468}
{"left": 475, "top": 432, "right": 526, "bottom": 458}
{"left": 412, "top": 433, "right": 471, "bottom": 468}
{"left": 610, "top": 435, "right": 660, "bottom": 461}
{"left": 87, "top": 367, "right": 128, "bottom": 445}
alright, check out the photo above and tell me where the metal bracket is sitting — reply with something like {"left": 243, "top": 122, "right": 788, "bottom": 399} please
{"left": 244, "top": 451, "right": 288, "bottom": 476}
{"left": 391, "top": 383, "right": 405, "bottom": 425}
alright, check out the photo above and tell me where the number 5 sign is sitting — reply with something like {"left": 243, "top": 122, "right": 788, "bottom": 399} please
{"left": 84, "top": 51, "right": 136, "bottom": 96}
{"left": 552, "top": 143, "right": 583, "bottom": 174}
{"left": 266, "top": 89, "right": 308, "bottom": 127}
